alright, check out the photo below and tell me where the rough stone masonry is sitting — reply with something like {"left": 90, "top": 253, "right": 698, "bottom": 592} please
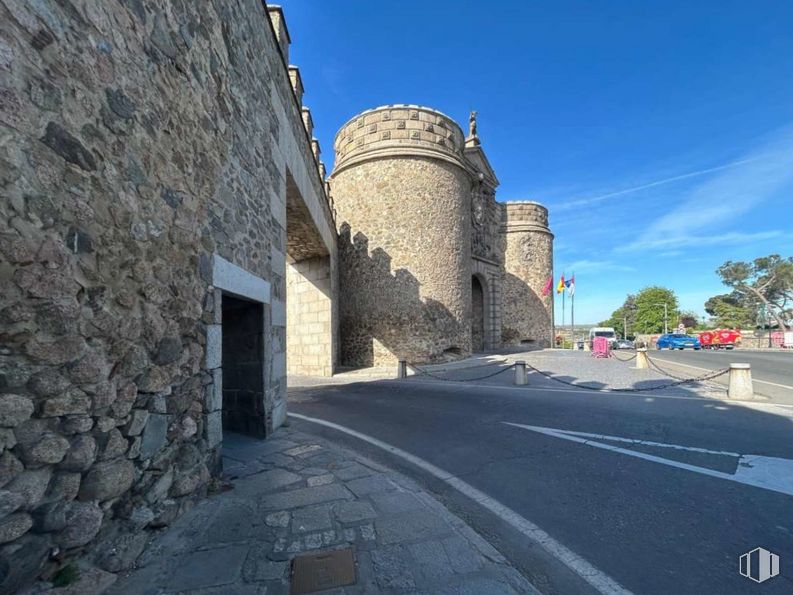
{"left": 0, "top": 0, "right": 553, "bottom": 591}
{"left": 330, "top": 105, "right": 554, "bottom": 367}
{"left": 0, "top": 0, "right": 337, "bottom": 590}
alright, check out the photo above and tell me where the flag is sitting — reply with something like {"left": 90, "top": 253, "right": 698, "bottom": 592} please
{"left": 566, "top": 274, "right": 575, "bottom": 297}
{"left": 556, "top": 274, "right": 565, "bottom": 294}
{"left": 542, "top": 277, "right": 553, "bottom": 296}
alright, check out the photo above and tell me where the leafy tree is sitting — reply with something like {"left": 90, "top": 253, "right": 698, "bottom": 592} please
{"left": 602, "top": 294, "right": 637, "bottom": 338}
{"left": 678, "top": 310, "right": 700, "bottom": 330}
{"left": 634, "top": 286, "right": 680, "bottom": 334}
{"left": 704, "top": 293, "right": 755, "bottom": 329}
{"left": 717, "top": 255, "right": 793, "bottom": 330}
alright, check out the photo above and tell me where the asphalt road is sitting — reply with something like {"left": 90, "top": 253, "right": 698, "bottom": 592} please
{"left": 288, "top": 377, "right": 793, "bottom": 595}
{"left": 646, "top": 349, "right": 793, "bottom": 402}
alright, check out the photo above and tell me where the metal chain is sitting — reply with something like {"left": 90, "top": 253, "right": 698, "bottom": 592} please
{"left": 405, "top": 356, "right": 729, "bottom": 392}
{"left": 407, "top": 362, "right": 516, "bottom": 382}
{"left": 612, "top": 352, "right": 637, "bottom": 362}
{"left": 523, "top": 361, "right": 729, "bottom": 392}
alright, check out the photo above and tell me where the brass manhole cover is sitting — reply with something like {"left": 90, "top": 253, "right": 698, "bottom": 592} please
{"left": 291, "top": 547, "right": 357, "bottom": 594}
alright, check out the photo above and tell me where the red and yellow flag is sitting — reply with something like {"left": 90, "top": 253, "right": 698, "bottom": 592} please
{"left": 556, "top": 274, "right": 565, "bottom": 294}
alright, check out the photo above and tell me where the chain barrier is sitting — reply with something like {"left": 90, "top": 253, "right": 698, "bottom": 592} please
{"left": 613, "top": 350, "right": 729, "bottom": 391}
{"left": 644, "top": 353, "right": 727, "bottom": 389}
{"left": 612, "top": 351, "right": 637, "bottom": 362}
{"left": 407, "top": 362, "right": 516, "bottom": 382}
{"left": 523, "top": 361, "right": 729, "bottom": 393}
{"left": 406, "top": 354, "right": 730, "bottom": 393}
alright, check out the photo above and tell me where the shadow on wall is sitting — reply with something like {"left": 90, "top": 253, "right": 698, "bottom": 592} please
{"left": 338, "top": 224, "right": 464, "bottom": 367}
{"left": 502, "top": 272, "right": 552, "bottom": 349}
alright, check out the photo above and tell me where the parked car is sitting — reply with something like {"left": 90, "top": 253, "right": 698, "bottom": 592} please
{"left": 615, "top": 339, "right": 635, "bottom": 350}
{"left": 655, "top": 333, "right": 702, "bottom": 350}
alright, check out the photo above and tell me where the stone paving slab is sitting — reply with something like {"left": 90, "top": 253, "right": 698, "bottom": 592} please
{"left": 113, "top": 427, "right": 539, "bottom": 594}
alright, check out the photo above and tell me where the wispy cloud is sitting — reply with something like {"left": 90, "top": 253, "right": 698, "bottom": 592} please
{"left": 559, "top": 260, "right": 635, "bottom": 273}
{"left": 555, "top": 157, "right": 760, "bottom": 212}
{"left": 621, "top": 126, "right": 793, "bottom": 252}
{"left": 621, "top": 230, "right": 783, "bottom": 252}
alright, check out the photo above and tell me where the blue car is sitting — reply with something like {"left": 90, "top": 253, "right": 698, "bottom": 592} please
{"left": 655, "top": 333, "right": 702, "bottom": 350}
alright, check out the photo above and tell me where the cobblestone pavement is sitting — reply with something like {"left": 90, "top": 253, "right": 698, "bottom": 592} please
{"left": 406, "top": 349, "right": 730, "bottom": 399}
{"left": 114, "top": 429, "right": 536, "bottom": 594}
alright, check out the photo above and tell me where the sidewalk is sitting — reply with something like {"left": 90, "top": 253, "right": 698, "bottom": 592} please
{"left": 113, "top": 427, "right": 536, "bottom": 594}
{"left": 291, "top": 352, "right": 509, "bottom": 387}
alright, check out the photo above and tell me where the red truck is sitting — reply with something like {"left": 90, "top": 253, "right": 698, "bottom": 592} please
{"left": 697, "top": 329, "right": 741, "bottom": 350}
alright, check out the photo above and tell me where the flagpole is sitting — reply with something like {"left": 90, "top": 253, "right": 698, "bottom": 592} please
{"left": 549, "top": 276, "right": 555, "bottom": 349}
{"left": 570, "top": 273, "right": 575, "bottom": 350}
{"left": 561, "top": 285, "right": 565, "bottom": 347}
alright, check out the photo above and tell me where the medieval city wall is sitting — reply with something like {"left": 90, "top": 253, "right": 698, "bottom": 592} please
{"left": 331, "top": 106, "right": 474, "bottom": 366}
{"left": 502, "top": 202, "right": 554, "bottom": 347}
{"left": 0, "top": 0, "right": 334, "bottom": 588}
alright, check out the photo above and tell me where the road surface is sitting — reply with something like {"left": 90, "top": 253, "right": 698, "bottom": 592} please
{"left": 288, "top": 375, "right": 793, "bottom": 594}
{"left": 646, "top": 349, "right": 793, "bottom": 402}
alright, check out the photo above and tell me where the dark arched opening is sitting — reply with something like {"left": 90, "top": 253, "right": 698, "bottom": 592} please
{"left": 472, "top": 275, "right": 485, "bottom": 352}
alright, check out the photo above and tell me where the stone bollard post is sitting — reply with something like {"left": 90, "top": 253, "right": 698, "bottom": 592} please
{"left": 635, "top": 348, "right": 649, "bottom": 370}
{"left": 514, "top": 361, "right": 528, "bottom": 385}
{"left": 727, "top": 363, "right": 753, "bottom": 400}
{"left": 397, "top": 360, "right": 407, "bottom": 379}
{"left": 583, "top": 341, "right": 590, "bottom": 352}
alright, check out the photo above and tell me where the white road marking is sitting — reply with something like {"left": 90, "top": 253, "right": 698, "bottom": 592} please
{"left": 529, "top": 427, "right": 742, "bottom": 457}
{"left": 289, "top": 412, "right": 632, "bottom": 595}
{"left": 649, "top": 357, "right": 793, "bottom": 390}
{"left": 505, "top": 423, "right": 793, "bottom": 498}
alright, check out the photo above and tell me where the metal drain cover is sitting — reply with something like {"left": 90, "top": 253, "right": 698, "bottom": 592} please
{"left": 291, "top": 547, "right": 357, "bottom": 594}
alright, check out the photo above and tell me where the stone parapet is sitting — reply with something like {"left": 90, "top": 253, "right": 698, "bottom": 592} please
{"left": 502, "top": 201, "right": 552, "bottom": 235}
{"left": 333, "top": 105, "right": 467, "bottom": 173}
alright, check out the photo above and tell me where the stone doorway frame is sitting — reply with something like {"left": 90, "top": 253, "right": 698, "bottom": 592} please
{"left": 472, "top": 258, "right": 500, "bottom": 350}
{"left": 471, "top": 273, "right": 487, "bottom": 353}
{"left": 205, "top": 254, "right": 272, "bottom": 450}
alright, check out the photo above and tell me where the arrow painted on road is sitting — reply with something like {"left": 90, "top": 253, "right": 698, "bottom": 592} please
{"left": 504, "top": 423, "right": 793, "bottom": 498}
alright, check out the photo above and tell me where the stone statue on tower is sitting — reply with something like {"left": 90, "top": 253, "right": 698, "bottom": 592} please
{"left": 467, "top": 110, "right": 480, "bottom": 146}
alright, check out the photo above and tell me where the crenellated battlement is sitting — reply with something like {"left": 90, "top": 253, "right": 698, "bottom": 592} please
{"left": 502, "top": 201, "right": 552, "bottom": 235}
{"left": 333, "top": 105, "right": 467, "bottom": 172}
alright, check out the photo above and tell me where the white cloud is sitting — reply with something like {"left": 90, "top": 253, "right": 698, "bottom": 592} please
{"left": 620, "top": 230, "right": 782, "bottom": 252}
{"left": 622, "top": 126, "right": 793, "bottom": 251}
{"left": 555, "top": 157, "right": 761, "bottom": 212}
{"left": 560, "top": 259, "right": 635, "bottom": 273}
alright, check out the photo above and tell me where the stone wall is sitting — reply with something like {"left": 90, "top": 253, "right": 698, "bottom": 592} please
{"left": 286, "top": 257, "right": 334, "bottom": 376}
{"left": 502, "top": 202, "right": 554, "bottom": 347}
{"left": 0, "top": 0, "right": 335, "bottom": 589}
{"left": 333, "top": 155, "right": 472, "bottom": 366}
{"left": 330, "top": 105, "right": 555, "bottom": 365}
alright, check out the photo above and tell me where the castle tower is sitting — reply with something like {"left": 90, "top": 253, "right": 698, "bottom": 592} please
{"left": 501, "top": 202, "right": 554, "bottom": 347}
{"left": 329, "top": 105, "right": 474, "bottom": 366}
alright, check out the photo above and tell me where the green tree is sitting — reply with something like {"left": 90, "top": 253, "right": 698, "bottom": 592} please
{"left": 678, "top": 310, "right": 700, "bottom": 330}
{"left": 704, "top": 293, "right": 755, "bottom": 329}
{"left": 602, "top": 294, "right": 637, "bottom": 338}
{"left": 716, "top": 255, "right": 793, "bottom": 330}
{"left": 634, "top": 286, "right": 680, "bottom": 334}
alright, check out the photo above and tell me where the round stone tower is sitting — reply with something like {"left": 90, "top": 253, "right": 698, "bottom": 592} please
{"left": 330, "top": 105, "right": 473, "bottom": 366}
{"left": 501, "top": 201, "right": 554, "bottom": 347}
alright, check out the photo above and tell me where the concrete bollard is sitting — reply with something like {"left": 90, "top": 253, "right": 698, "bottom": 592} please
{"left": 635, "top": 348, "right": 649, "bottom": 370}
{"left": 397, "top": 360, "right": 407, "bottom": 379}
{"left": 727, "top": 363, "right": 753, "bottom": 399}
{"left": 514, "top": 361, "right": 528, "bottom": 385}
{"left": 583, "top": 341, "right": 590, "bottom": 352}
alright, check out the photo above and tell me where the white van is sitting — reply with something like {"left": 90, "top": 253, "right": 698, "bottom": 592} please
{"left": 589, "top": 327, "right": 617, "bottom": 346}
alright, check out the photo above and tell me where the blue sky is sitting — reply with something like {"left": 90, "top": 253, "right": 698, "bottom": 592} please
{"left": 279, "top": 0, "right": 793, "bottom": 324}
